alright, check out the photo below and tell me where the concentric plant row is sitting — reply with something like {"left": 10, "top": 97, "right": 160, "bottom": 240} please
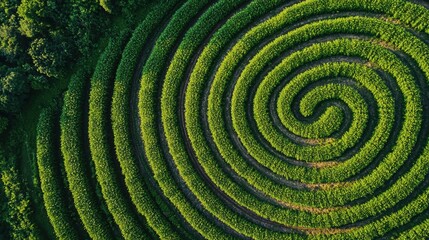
{"left": 36, "top": 0, "right": 429, "bottom": 239}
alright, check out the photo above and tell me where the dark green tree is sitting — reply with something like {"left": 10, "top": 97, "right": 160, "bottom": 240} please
{"left": 0, "top": 68, "right": 29, "bottom": 113}
{"left": 0, "top": 116, "right": 8, "bottom": 134}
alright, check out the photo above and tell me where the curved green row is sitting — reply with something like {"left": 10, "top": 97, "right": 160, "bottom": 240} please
{"left": 139, "top": 0, "right": 301, "bottom": 238}
{"left": 139, "top": 0, "right": 245, "bottom": 239}
{"left": 204, "top": 14, "right": 427, "bottom": 227}
{"left": 88, "top": 34, "right": 150, "bottom": 239}
{"left": 204, "top": 0, "right": 428, "bottom": 184}
{"left": 250, "top": 19, "right": 424, "bottom": 205}
{"left": 199, "top": 2, "right": 427, "bottom": 209}
{"left": 32, "top": 0, "right": 429, "bottom": 239}
{"left": 36, "top": 108, "right": 80, "bottom": 240}
{"left": 399, "top": 217, "right": 429, "bottom": 239}
{"left": 225, "top": 14, "right": 426, "bottom": 194}
{"left": 176, "top": 0, "right": 429, "bottom": 238}
{"left": 110, "top": 0, "right": 185, "bottom": 239}
{"left": 60, "top": 70, "right": 115, "bottom": 240}
{"left": 275, "top": 62, "right": 386, "bottom": 161}
{"left": 276, "top": 68, "right": 369, "bottom": 141}
{"left": 187, "top": 25, "right": 424, "bottom": 230}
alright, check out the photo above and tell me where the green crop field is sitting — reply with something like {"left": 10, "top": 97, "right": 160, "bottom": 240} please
{"left": 2, "top": 0, "right": 429, "bottom": 239}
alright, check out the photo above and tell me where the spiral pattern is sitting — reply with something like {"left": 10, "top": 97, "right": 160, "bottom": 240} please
{"left": 36, "top": 0, "right": 429, "bottom": 239}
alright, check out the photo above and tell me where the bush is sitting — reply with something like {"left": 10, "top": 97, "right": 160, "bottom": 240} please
{"left": 60, "top": 70, "right": 114, "bottom": 240}
{"left": 89, "top": 34, "right": 149, "bottom": 239}
{"left": 36, "top": 108, "right": 79, "bottom": 240}
{"left": 0, "top": 116, "right": 8, "bottom": 134}
{"left": 1, "top": 160, "right": 39, "bottom": 240}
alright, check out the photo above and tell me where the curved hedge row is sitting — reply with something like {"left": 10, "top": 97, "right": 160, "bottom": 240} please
{"left": 36, "top": 108, "right": 79, "bottom": 240}
{"left": 88, "top": 34, "right": 149, "bottom": 239}
{"left": 60, "top": 70, "right": 115, "bottom": 240}
{"left": 110, "top": 1, "right": 188, "bottom": 239}
{"left": 32, "top": 0, "right": 429, "bottom": 239}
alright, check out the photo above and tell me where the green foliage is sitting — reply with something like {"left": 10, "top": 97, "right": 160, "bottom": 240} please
{"left": 36, "top": 108, "right": 79, "bottom": 240}
{"left": 0, "top": 116, "right": 7, "bottom": 134}
{"left": 139, "top": 0, "right": 293, "bottom": 239}
{"left": 1, "top": 156, "right": 39, "bottom": 240}
{"left": 16, "top": 0, "right": 48, "bottom": 38}
{"left": 155, "top": 0, "right": 429, "bottom": 238}
{"left": 0, "top": 67, "right": 29, "bottom": 113}
{"left": 6, "top": 0, "right": 429, "bottom": 239}
{"left": 88, "top": 33, "right": 149, "bottom": 239}
{"left": 0, "top": 0, "right": 150, "bottom": 120}
{"left": 111, "top": 1, "right": 183, "bottom": 238}
{"left": 28, "top": 38, "right": 69, "bottom": 78}
{"left": 60, "top": 70, "right": 114, "bottom": 240}
{"left": 0, "top": 14, "right": 24, "bottom": 62}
